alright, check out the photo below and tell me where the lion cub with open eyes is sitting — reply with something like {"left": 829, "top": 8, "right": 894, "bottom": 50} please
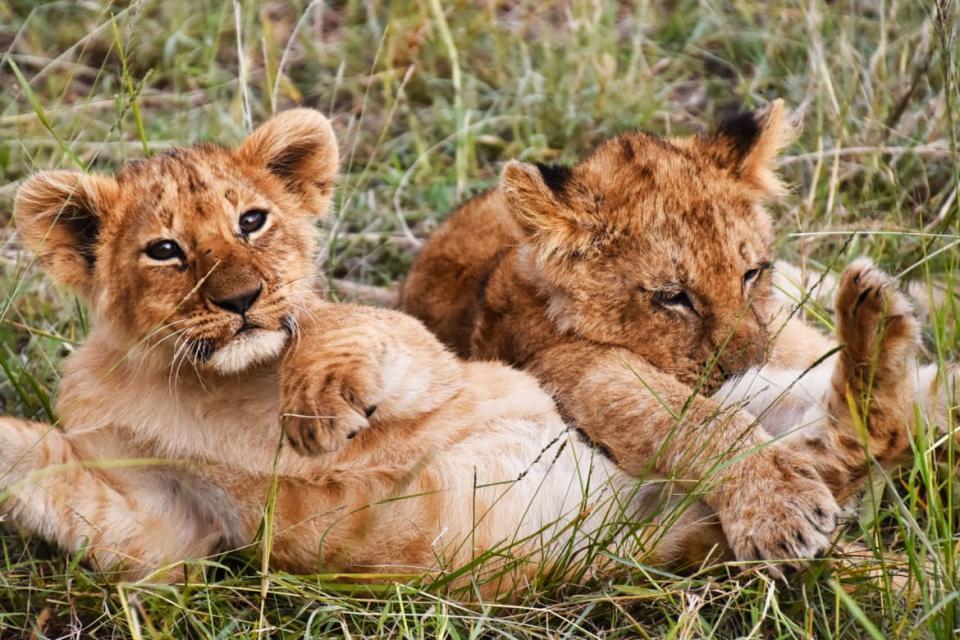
{"left": 3, "top": 108, "right": 750, "bottom": 596}
{"left": 403, "top": 100, "right": 954, "bottom": 565}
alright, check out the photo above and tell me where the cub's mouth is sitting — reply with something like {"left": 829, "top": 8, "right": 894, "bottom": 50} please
{"left": 236, "top": 321, "right": 260, "bottom": 335}
{"left": 187, "top": 314, "right": 296, "bottom": 376}
{"left": 205, "top": 327, "right": 289, "bottom": 375}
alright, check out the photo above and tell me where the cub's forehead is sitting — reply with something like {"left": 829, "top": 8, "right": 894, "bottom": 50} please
{"left": 111, "top": 145, "right": 257, "bottom": 229}
{"left": 585, "top": 132, "right": 731, "bottom": 191}
{"left": 623, "top": 211, "right": 767, "bottom": 261}
{"left": 649, "top": 202, "right": 772, "bottom": 269}
{"left": 116, "top": 145, "right": 233, "bottom": 193}
{"left": 578, "top": 132, "right": 757, "bottom": 218}
{"left": 582, "top": 133, "right": 773, "bottom": 262}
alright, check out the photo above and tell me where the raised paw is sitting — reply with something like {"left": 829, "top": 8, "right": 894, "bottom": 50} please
{"left": 721, "top": 450, "right": 842, "bottom": 573}
{"left": 836, "top": 258, "right": 919, "bottom": 386}
{"left": 831, "top": 259, "right": 920, "bottom": 464}
{"left": 280, "top": 374, "right": 376, "bottom": 456}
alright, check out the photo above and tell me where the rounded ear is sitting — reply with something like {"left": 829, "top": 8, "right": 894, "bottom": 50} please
{"left": 236, "top": 108, "right": 339, "bottom": 216}
{"left": 499, "top": 160, "right": 596, "bottom": 261}
{"left": 14, "top": 170, "right": 117, "bottom": 295}
{"left": 701, "top": 99, "right": 797, "bottom": 197}
{"left": 500, "top": 160, "right": 565, "bottom": 236}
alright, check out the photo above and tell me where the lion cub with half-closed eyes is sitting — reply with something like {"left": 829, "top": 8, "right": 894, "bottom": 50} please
{"left": 402, "top": 100, "right": 959, "bottom": 565}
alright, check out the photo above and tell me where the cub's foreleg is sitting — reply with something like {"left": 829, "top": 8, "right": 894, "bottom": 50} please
{"left": 280, "top": 299, "right": 464, "bottom": 455}
{"left": 0, "top": 417, "right": 228, "bottom": 580}
{"left": 526, "top": 342, "right": 842, "bottom": 566}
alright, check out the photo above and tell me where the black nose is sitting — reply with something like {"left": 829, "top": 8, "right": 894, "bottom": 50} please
{"left": 212, "top": 285, "right": 262, "bottom": 315}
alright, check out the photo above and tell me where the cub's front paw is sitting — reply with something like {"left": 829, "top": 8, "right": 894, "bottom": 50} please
{"left": 836, "top": 258, "right": 919, "bottom": 385}
{"left": 280, "top": 371, "right": 377, "bottom": 456}
{"left": 721, "top": 451, "right": 841, "bottom": 573}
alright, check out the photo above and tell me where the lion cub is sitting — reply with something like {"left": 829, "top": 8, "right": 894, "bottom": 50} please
{"left": 2, "top": 108, "right": 742, "bottom": 595}
{"left": 402, "top": 101, "right": 945, "bottom": 563}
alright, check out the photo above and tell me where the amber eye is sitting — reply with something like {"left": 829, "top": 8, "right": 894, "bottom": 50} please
{"left": 239, "top": 209, "right": 268, "bottom": 235}
{"left": 654, "top": 289, "right": 696, "bottom": 313}
{"left": 145, "top": 239, "right": 184, "bottom": 261}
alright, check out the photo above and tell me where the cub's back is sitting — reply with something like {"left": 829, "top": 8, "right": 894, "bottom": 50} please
{"left": 401, "top": 190, "right": 519, "bottom": 357}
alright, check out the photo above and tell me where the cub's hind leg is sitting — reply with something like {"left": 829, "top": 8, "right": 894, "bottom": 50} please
{"left": 0, "top": 417, "right": 235, "bottom": 580}
{"left": 754, "top": 260, "right": 921, "bottom": 499}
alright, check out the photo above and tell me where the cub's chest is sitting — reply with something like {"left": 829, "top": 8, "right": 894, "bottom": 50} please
{"left": 60, "top": 355, "right": 287, "bottom": 472}
{"left": 141, "top": 373, "right": 286, "bottom": 470}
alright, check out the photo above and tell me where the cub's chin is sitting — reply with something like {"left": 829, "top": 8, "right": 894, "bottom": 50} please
{"left": 206, "top": 328, "right": 288, "bottom": 375}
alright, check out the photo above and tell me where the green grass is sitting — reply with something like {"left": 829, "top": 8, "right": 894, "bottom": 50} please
{"left": 0, "top": 0, "right": 959, "bottom": 636}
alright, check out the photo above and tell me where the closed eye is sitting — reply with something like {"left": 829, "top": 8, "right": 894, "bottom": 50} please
{"left": 653, "top": 289, "right": 696, "bottom": 314}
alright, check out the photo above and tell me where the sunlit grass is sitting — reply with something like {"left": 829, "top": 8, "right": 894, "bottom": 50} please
{"left": 0, "top": 0, "right": 958, "bottom": 637}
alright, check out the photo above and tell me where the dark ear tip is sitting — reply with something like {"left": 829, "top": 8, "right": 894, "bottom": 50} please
{"left": 714, "top": 109, "right": 762, "bottom": 157}
{"left": 533, "top": 162, "right": 573, "bottom": 197}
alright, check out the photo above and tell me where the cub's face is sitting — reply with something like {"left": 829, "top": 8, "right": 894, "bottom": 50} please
{"left": 502, "top": 102, "right": 792, "bottom": 388}
{"left": 15, "top": 109, "right": 338, "bottom": 375}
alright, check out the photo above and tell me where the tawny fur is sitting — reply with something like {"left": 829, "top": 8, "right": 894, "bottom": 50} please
{"left": 402, "top": 100, "right": 955, "bottom": 565}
